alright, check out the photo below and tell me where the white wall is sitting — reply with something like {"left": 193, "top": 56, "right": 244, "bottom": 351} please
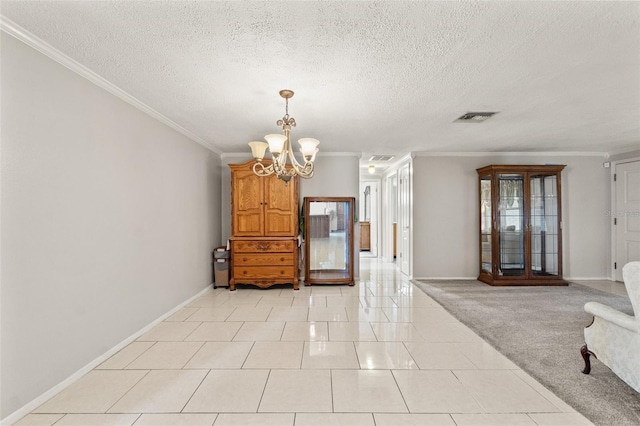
{"left": 0, "top": 34, "right": 221, "bottom": 419}
{"left": 299, "top": 154, "right": 360, "bottom": 201}
{"left": 412, "top": 154, "right": 610, "bottom": 279}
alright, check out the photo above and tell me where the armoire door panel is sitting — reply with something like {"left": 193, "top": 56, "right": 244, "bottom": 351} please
{"left": 234, "top": 213, "right": 263, "bottom": 236}
{"left": 232, "top": 170, "right": 264, "bottom": 236}
{"left": 264, "top": 213, "right": 296, "bottom": 236}
{"left": 264, "top": 177, "right": 298, "bottom": 235}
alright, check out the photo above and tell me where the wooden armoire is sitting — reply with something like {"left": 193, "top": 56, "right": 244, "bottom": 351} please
{"left": 229, "top": 160, "right": 299, "bottom": 290}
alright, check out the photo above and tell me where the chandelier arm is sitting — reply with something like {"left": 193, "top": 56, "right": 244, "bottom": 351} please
{"left": 285, "top": 141, "right": 307, "bottom": 172}
{"left": 272, "top": 149, "right": 287, "bottom": 176}
{"left": 253, "top": 161, "right": 274, "bottom": 176}
{"left": 283, "top": 127, "right": 312, "bottom": 176}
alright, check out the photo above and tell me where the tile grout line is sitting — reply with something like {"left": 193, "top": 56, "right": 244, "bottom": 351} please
{"left": 178, "top": 368, "right": 211, "bottom": 414}
{"left": 103, "top": 369, "right": 152, "bottom": 415}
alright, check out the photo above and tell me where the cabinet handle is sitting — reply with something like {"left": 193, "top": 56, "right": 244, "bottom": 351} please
{"left": 257, "top": 242, "right": 271, "bottom": 251}
{"left": 280, "top": 257, "right": 285, "bottom": 262}
{"left": 243, "top": 257, "right": 248, "bottom": 261}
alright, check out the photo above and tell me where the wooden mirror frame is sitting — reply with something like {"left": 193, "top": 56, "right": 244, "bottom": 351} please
{"left": 303, "top": 197, "right": 355, "bottom": 285}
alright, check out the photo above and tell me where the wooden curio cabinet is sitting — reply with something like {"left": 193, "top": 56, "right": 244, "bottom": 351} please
{"left": 477, "top": 164, "right": 567, "bottom": 286}
{"left": 229, "top": 160, "right": 299, "bottom": 290}
{"left": 303, "top": 197, "right": 355, "bottom": 286}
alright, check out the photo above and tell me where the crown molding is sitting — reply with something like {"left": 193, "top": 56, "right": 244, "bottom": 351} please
{"left": 608, "top": 147, "right": 640, "bottom": 158}
{"left": 220, "top": 152, "right": 253, "bottom": 160}
{"left": 222, "top": 151, "right": 361, "bottom": 159}
{"left": 317, "top": 152, "right": 361, "bottom": 157}
{"left": 413, "top": 151, "right": 609, "bottom": 157}
{"left": 0, "top": 15, "right": 222, "bottom": 156}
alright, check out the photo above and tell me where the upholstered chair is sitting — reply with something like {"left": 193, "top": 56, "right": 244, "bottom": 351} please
{"left": 581, "top": 261, "right": 640, "bottom": 393}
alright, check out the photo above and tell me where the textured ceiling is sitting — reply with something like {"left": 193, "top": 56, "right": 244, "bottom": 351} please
{"left": 2, "top": 1, "right": 639, "bottom": 167}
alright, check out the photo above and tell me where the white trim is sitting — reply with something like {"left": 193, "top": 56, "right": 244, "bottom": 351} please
{"left": 611, "top": 161, "right": 618, "bottom": 281}
{"left": 0, "top": 285, "right": 212, "bottom": 426}
{"left": 565, "top": 277, "right": 612, "bottom": 281}
{"left": 317, "top": 152, "right": 361, "bottom": 157}
{"left": 221, "top": 152, "right": 253, "bottom": 160}
{"left": 413, "top": 151, "right": 610, "bottom": 158}
{"left": 413, "top": 277, "right": 612, "bottom": 281}
{"left": 0, "top": 16, "right": 222, "bottom": 156}
{"left": 609, "top": 148, "right": 640, "bottom": 157}
{"left": 222, "top": 151, "right": 361, "bottom": 160}
{"left": 613, "top": 156, "right": 640, "bottom": 165}
{"left": 412, "top": 277, "right": 477, "bottom": 281}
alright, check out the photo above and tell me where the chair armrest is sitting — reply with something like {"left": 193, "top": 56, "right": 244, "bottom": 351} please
{"left": 585, "top": 302, "right": 638, "bottom": 332}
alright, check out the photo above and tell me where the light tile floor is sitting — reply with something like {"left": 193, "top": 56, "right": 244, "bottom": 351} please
{"left": 14, "top": 258, "right": 594, "bottom": 426}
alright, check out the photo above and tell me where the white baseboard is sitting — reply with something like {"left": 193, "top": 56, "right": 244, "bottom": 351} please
{"left": 413, "top": 277, "right": 477, "bottom": 281}
{"left": 414, "top": 277, "right": 614, "bottom": 282}
{"left": 565, "top": 277, "right": 612, "bottom": 281}
{"left": 1, "top": 285, "right": 212, "bottom": 426}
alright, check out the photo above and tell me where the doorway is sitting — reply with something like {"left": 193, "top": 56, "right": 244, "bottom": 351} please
{"left": 398, "top": 163, "right": 411, "bottom": 276}
{"left": 359, "top": 181, "right": 380, "bottom": 257}
{"left": 613, "top": 159, "right": 640, "bottom": 281}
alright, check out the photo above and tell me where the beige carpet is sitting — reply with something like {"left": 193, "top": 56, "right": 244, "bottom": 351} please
{"left": 414, "top": 279, "right": 640, "bottom": 426}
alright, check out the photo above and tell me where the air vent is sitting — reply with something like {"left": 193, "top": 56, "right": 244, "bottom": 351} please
{"left": 368, "top": 155, "right": 395, "bottom": 162}
{"left": 455, "top": 112, "right": 498, "bottom": 123}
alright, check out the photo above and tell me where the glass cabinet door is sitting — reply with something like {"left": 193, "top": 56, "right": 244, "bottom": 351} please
{"left": 497, "top": 174, "right": 526, "bottom": 277}
{"left": 480, "top": 176, "right": 492, "bottom": 275}
{"left": 530, "top": 174, "right": 560, "bottom": 278}
{"left": 304, "top": 197, "right": 355, "bottom": 285}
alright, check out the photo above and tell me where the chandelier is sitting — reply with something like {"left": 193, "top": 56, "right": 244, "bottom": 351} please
{"left": 248, "top": 90, "right": 319, "bottom": 182}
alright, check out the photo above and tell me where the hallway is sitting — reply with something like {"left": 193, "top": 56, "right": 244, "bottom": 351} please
{"left": 15, "top": 258, "right": 591, "bottom": 426}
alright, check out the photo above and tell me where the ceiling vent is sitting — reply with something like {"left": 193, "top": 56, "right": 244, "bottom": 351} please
{"left": 455, "top": 112, "right": 498, "bottom": 123}
{"left": 368, "top": 155, "right": 395, "bottom": 162}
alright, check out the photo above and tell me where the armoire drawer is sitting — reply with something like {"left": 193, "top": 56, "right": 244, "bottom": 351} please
{"left": 234, "top": 266, "right": 296, "bottom": 280}
{"left": 232, "top": 240, "right": 295, "bottom": 253}
{"left": 234, "top": 253, "right": 294, "bottom": 266}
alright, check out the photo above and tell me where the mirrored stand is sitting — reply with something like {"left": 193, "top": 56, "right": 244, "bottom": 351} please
{"left": 303, "top": 197, "right": 355, "bottom": 285}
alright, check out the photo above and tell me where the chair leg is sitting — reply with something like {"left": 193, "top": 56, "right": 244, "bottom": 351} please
{"left": 581, "top": 344, "right": 596, "bottom": 374}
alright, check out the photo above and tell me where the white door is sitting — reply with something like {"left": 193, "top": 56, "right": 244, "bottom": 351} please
{"left": 386, "top": 174, "right": 398, "bottom": 262}
{"left": 399, "top": 163, "right": 411, "bottom": 276}
{"left": 615, "top": 160, "right": 640, "bottom": 281}
{"left": 370, "top": 181, "right": 379, "bottom": 257}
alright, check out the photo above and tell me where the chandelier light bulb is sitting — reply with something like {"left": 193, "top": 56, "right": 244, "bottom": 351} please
{"left": 248, "top": 141, "right": 268, "bottom": 161}
{"left": 298, "top": 138, "right": 320, "bottom": 161}
{"left": 264, "top": 134, "right": 287, "bottom": 156}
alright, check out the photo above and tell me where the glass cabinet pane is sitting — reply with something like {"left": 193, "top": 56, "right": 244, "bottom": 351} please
{"left": 308, "top": 201, "right": 348, "bottom": 270}
{"left": 498, "top": 174, "right": 525, "bottom": 277}
{"left": 480, "top": 176, "right": 492, "bottom": 274}
{"left": 530, "top": 174, "right": 560, "bottom": 277}
{"left": 304, "top": 197, "right": 355, "bottom": 285}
